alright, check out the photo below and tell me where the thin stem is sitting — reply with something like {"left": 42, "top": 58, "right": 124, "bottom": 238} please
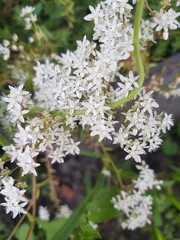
{"left": 109, "top": 0, "right": 145, "bottom": 109}
{"left": 26, "top": 174, "right": 37, "bottom": 240}
{"left": 145, "top": 0, "right": 154, "bottom": 15}
{"left": 7, "top": 203, "right": 32, "bottom": 240}
{"left": 45, "top": 152, "right": 59, "bottom": 210}
{"left": 100, "top": 143, "right": 123, "bottom": 188}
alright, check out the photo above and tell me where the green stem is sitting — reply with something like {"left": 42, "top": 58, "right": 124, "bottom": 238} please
{"left": 109, "top": 0, "right": 145, "bottom": 109}
{"left": 100, "top": 143, "right": 123, "bottom": 188}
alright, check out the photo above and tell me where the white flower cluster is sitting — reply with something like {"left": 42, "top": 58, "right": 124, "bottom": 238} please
{"left": 113, "top": 89, "right": 173, "bottom": 162}
{"left": 8, "top": 65, "right": 30, "bottom": 84}
{"left": 32, "top": 0, "right": 138, "bottom": 137}
{"left": 0, "top": 34, "right": 19, "bottom": 61}
{"left": 38, "top": 204, "right": 72, "bottom": 221}
{"left": 38, "top": 206, "right": 50, "bottom": 220}
{"left": 32, "top": 0, "right": 174, "bottom": 146}
{"left": 2, "top": 84, "right": 32, "bottom": 123}
{"left": 0, "top": 177, "right": 28, "bottom": 218}
{"left": 0, "top": 40, "right": 10, "bottom": 60}
{"left": 3, "top": 109, "right": 80, "bottom": 176}
{"left": 111, "top": 161, "right": 162, "bottom": 230}
{"left": 56, "top": 204, "right": 73, "bottom": 218}
{"left": 152, "top": 8, "right": 180, "bottom": 40}
{"left": 20, "top": 6, "right": 37, "bottom": 30}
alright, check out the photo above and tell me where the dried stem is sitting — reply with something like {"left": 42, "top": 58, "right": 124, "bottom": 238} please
{"left": 26, "top": 174, "right": 37, "bottom": 240}
{"left": 7, "top": 203, "right": 32, "bottom": 240}
{"left": 100, "top": 143, "right": 123, "bottom": 188}
{"left": 145, "top": 0, "right": 154, "bottom": 15}
{"left": 45, "top": 152, "right": 59, "bottom": 210}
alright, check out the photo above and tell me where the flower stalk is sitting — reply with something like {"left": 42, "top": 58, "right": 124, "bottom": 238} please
{"left": 109, "top": 0, "right": 145, "bottom": 109}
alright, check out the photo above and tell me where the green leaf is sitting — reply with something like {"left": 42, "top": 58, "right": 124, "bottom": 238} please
{"left": 37, "top": 217, "right": 66, "bottom": 240}
{"left": 15, "top": 223, "right": 35, "bottom": 240}
{"left": 153, "top": 195, "right": 162, "bottom": 227}
{"left": 0, "top": 133, "right": 9, "bottom": 146}
{"left": 33, "top": 3, "right": 43, "bottom": 16}
{"left": 0, "top": 221, "right": 8, "bottom": 239}
{"left": 162, "top": 139, "right": 178, "bottom": 156}
{"left": 162, "top": 180, "right": 174, "bottom": 187}
{"left": 169, "top": 166, "right": 180, "bottom": 182}
{"left": 171, "top": 173, "right": 180, "bottom": 182}
{"left": 79, "top": 215, "right": 101, "bottom": 240}
{"left": 151, "top": 39, "right": 169, "bottom": 58}
{"left": 153, "top": 226, "right": 166, "bottom": 240}
{"left": 51, "top": 174, "right": 105, "bottom": 240}
{"left": 177, "top": 123, "right": 180, "bottom": 137}
{"left": 168, "top": 196, "right": 180, "bottom": 211}
{"left": 87, "top": 187, "right": 119, "bottom": 223}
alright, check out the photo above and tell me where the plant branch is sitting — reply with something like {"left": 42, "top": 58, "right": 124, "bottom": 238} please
{"left": 109, "top": 0, "right": 145, "bottom": 109}
{"left": 100, "top": 143, "right": 123, "bottom": 188}
{"left": 26, "top": 174, "right": 37, "bottom": 240}
{"left": 7, "top": 203, "right": 32, "bottom": 240}
{"left": 145, "top": 0, "right": 154, "bottom": 15}
{"left": 45, "top": 152, "right": 59, "bottom": 210}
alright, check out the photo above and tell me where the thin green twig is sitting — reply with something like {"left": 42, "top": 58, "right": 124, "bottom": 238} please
{"left": 109, "top": 0, "right": 145, "bottom": 109}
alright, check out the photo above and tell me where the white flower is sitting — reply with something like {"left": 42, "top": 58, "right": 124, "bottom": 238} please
{"left": 89, "top": 221, "right": 98, "bottom": 230}
{"left": 113, "top": 126, "right": 129, "bottom": 148}
{"left": 16, "top": 145, "right": 39, "bottom": 176}
{"left": 0, "top": 43, "right": 10, "bottom": 60}
{"left": 20, "top": 6, "right": 35, "bottom": 16}
{"left": 0, "top": 177, "right": 28, "bottom": 218}
{"left": 3, "top": 145, "right": 40, "bottom": 176}
{"left": 113, "top": 89, "right": 173, "bottom": 162}
{"left": 56, "top": 205, "right": 72, "bottom": 218}
{"left": 90, "top": 116, "right": 115, "bottom": 142}
{"left": 111, "top": 162, "right": 162, "bottom": 230}
{"left": 2, "top": 84, "right": 32, "bottom": 123}
{"left": 14, "top": 125, "right": 33, "bottom": 146}
{"left": 3, "top": 144, "right": 22, "bottom": 163}
{"left": 160, "top": 113, "right": 173, "bottom": 133}
{"left": 38, "top": 206, "right": 50, "bottom": 220}
{"left": 117, "top": 0, "right": 133, "bottom": 15}
{"left": 153, "top": 9, "right": 180, "bottom": 40}
{"left": 147, "top": 135, "right": 163, "bottom": 152}
{"left": 12, "top": 33, "right": 18, "bottom": 42}
{"left": 124, "top": 141, "right": 146, "bottom": 162}
{"left": 84, "top": 4, "right": 103, "bottom": 24}
{"left": 134, "top": 161, "right": 162, "bottom": 193}
{"left": 115, "top": 71, "right": 139, "bottom": 98}
{"left": 140, "top": 20, "right": 155, "bottom": 44}
{"left": 20, "top": 6, "right": 37, "bottom": 30}
{"left": 102, "top": 169, "right": 111, "bottom": 177}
